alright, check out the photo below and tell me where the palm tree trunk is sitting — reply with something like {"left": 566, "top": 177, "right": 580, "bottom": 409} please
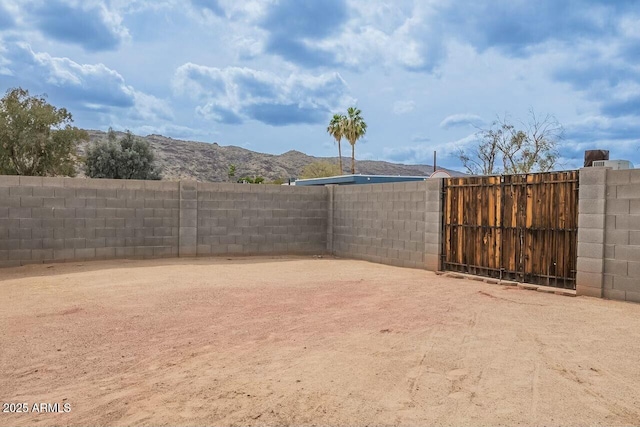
{"left": 337, "top": 139, "right": 343, "bottom": 174}
{"left": 351, "top": 143, "right": 355, "bottom": 174}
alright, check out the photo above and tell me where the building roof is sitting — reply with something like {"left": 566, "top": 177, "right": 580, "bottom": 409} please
{"left": 293, "top": 174, "right": 431, "bottom": 186}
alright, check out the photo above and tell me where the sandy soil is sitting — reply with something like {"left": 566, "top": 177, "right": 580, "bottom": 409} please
{"left": 1, "top": 256, "right": 639, "bottom": 426}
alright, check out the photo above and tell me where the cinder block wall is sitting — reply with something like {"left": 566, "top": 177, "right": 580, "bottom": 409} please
{"left": 0, "top": 176, "right": 180, "bottom": 268}
{"left": 195, "top": 182, "right": 328, "bottom": 256}
{"left": 603, "top": 169, "right": 640, "bottom": 303}
{"left": 577, "top": 168, "right": 640, "bottom": 303}
{"left": 1, "top": 176, "right": 443, "bottom": 269}
{"left": 0, "top": 176, "right": 329, "bottom": 266}
{"left": 332, "top": 180, "right": 442, "bottom": 270}
{"left": 576, "top": 168, "right": 607, "bottom": 298}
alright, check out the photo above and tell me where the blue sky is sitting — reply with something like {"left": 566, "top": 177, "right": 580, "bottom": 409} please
{"left": 1, "top": 0, "right": 639, "bottom": 171}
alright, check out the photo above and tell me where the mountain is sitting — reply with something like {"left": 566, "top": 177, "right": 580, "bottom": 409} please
{"left": 79, "top": 130, "right": 460, "bottom": 182}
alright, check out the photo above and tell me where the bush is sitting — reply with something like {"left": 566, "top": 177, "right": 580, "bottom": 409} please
{"left": 85, "top": 129, "right": 161, "bottom": 180}
{"left": 300, "top": 161, "right": 342, "bottom": 179}
{"left": 237, "top": 176, "right": 264, "bottom": 184}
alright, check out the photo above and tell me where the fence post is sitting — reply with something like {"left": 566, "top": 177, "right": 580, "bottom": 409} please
{"left": 424, "top": 178, "right": 442, "bottom": 271}
{"left": 326, "top": 185, "right": 335, "bottom": 254}
{"left": 179, "top": 180, "right": 198, "bottom": 257}
{"left": 576, "top": 167, "right": 607, "bottom": 297}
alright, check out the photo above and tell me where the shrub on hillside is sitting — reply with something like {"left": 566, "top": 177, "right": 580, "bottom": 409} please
{"left": 85, "top": 129, "right": 161, "bottom": 180}
{"left": 300, "top": 161, "right": 342, "bottom": 179}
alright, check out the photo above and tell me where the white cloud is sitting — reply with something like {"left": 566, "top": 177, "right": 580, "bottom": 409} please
{"left": 410, "top": 134, "right": 431, "bottom": 143}
{"left": 564, "top": 115, "right": 640, "bottom": 146}
{"left": 131, "top": 91, "right": 173, "bottom": 122}
{"left": 0, "top": 41, "right": 172, "bottom": 123}
{"left": 125, "top": 123, "right": 211, "bottom": 141}
{"left": 2, "top": 0, "right": 640, "bottom": 170}
{"left": 6, "top": 41, "right": 136, "bottom": 106}
{"left": 173, "top": 63, "right": 354, "bottom": 125}
{"left": 618, "top": 14, "right": 640, "bottom": 39}
{"left": 382, "top": 133, "right": 479, "bottom": 165}
{"left": 440, "top": 113, "right": 485, "bottom": 129}
{"left": 0, "top": 42, "right": 11, "bottom": 76}
{"left": 25, "top": 0, "right": 130, "bottom": 51}
{"left": 311, "top": 1, "right": 445, "bottom": 72}
{"left": 393, "top": 100, "right": 416, "bottom": 115}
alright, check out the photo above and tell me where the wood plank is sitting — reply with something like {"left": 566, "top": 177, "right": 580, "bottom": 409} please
{"left": 457, "top": 179, "right": 464, "bottom": 266}
{"left": 441, "top": 171, "right": 578, "bottom": 289}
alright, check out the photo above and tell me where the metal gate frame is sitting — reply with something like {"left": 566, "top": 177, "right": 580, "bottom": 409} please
{"left": 441, "top": 171, "right": 579, "bottom": 289}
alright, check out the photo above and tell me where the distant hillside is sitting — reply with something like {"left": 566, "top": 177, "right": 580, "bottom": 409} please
{"left": 78, "top": 130, "right": 461, "bottom": 182}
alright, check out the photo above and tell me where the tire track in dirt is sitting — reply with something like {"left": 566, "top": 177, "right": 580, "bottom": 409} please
{"left": 530, "top": 361, "right": 541, "bottom": 423}
{"left": 3, "top": 258, "right": 640, "bottom": 426}
{"left": 520, "top": 326, "right": 640, "bottom": 426}
{"left": 432, "top": 302, "right": 484, "bottom": 425}
{"left": 407, "top": 320, "right": 445, "bottom": 400}
{"left": 549, "top": 340, "right": 640, "bottom": 425}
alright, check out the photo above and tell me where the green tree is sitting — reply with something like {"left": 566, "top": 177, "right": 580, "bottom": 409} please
{"left": 456, "top": 119, "right": 505, "bottom": 175}
{"left": 237, "top": 175, "right": 264, "bottom": 184}
{"left": 228, "top": 164, "right": 236, "bottom": 182}
{"left": 327, "top": 114, "right": 346, "bottom": 173}
{"left": 500, "top": 110, "right": 562, "bottom": 174}
{"left": 457, "top": 111, "right": 562, "bottom": 175}
{"left": 300, "top": 161, "right": 342, "bottom": 179}
{"left": 343, "top": 107, "right": 367, "bottom": 174}
{"left": 85, "top": 129, "right": 161, "bottom": 180}
{"left": 0, "top": 87, "right": 88, "bottom": 176}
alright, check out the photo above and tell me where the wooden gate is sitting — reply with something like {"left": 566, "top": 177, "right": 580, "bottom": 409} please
{"left": 442, "top": 171, "right": 579, "bottom": 289}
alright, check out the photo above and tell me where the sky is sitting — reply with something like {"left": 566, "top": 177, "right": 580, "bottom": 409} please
{"left": 0, "top": 0, "right": 639, "bottom": 172}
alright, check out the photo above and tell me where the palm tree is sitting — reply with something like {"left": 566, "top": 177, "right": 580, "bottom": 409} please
{"left": 344, "top": 107, "right": 367, "bottom": 174}
{"left": 327, "top": 114, "right": 345, "bottom": 174}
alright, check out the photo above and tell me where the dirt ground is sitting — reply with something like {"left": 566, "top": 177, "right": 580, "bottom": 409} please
{"left": 1, "top": 256, "right": 639, "bottom": 427}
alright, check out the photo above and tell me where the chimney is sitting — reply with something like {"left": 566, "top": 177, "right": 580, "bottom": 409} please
{"left": 584, "top": 150, "right": 609, "bottom": 167}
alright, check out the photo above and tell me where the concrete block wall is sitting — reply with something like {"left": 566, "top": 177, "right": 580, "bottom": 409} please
{"left": 2, "top": 175, "right": 441, "bottom": 269}
{"left": 423, "top": 179, "right": 443, "bottom": 271}
{"left": 0, "top": 176, "right": 180, "bottom": 268}
{"left": 577, "top": 168, "right": 640, "bottom": 303}
{"left": 6, "top": 171, "right": 637, "bottom": 304}
{"left": 179, "top": 181, "right": 198, "bottom": 256}
{"left": 0, "top": 176, "right": 329, "bottom": 266}
{"left": 0, "top": 175, "right": 442, "bottom": 271}
{"left": 576, "top": 168, "right": 607, "bottom": 298}
{"left": 602, "top": 169, "right": 640, "bottom": 303}
{"left": 332, "top": 181, "right": 442, "bottom": 270}
{"left": 195, "top": 182, "right": 328, "bottom": 256}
